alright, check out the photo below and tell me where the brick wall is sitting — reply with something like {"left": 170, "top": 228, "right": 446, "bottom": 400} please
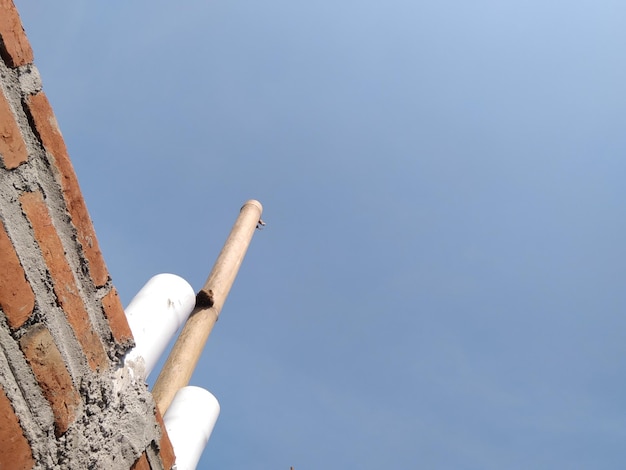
{"left": 0, "top": 1, "right": 175, "bottom": 468}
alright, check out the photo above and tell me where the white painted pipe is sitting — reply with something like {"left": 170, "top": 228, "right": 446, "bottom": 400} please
{"left": 123, "top": 274, "right": 196, "bottom": 377}
{"left": 163, "top": 386, "right": 220, "bottom": 470}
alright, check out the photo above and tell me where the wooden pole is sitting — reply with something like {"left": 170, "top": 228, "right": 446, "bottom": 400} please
{"left": 152, "top": 200, "right": 263, "bottom": 413}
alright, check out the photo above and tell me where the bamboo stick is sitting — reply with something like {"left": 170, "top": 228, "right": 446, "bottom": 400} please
{"left": 152, "top": 200, "right": 263, "bottom": 413}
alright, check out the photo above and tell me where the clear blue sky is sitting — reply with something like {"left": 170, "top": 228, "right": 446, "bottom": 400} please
{"left": 17, "top": 1, "right": 626, "bottom": 468}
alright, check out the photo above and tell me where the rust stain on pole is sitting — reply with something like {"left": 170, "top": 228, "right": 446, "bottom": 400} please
{"left": 152, "top": 200, "right": 263, "bottom": 413}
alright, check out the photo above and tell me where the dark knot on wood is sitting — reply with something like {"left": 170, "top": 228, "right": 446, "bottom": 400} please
{"left": 195, "top": 289, "right": 214, "bottom": 309}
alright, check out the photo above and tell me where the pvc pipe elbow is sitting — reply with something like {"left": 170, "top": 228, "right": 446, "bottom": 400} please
{"left": 123, "top": 273, "right": 196, "bottom": 377}
{"left": 163, "top": 386, "right": 220, "bottom": 470}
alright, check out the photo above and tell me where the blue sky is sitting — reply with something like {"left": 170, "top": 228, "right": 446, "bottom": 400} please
{"left": 17, "top": 1, "right": 626, "bottom": 468}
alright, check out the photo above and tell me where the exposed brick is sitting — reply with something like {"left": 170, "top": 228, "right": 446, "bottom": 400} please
{"left": 130, "top": 452, "right": 151, "bottom": 470}
{"left": 154, "top": 408, "right": 176, "bottom": 470}
{"left": 101, "top": 288, "right": 133, "bottom": 347}
{"left": 0, "top": 218, "right": 34, "bottom": 329}
{"left": 0, "top": 0, "right": 34, "bottom": 67}
{"left": 19, "top": 324, "right": 81, "bottom": 437}
{"left": 0, "top": 87, "right": 28, "bottom": 169}
{"left": 0, "top": 385, "right": 35, "bottom": 470}
{"left": 25, "top": 92, "right": 109, "bottom": 287}
{"left": 19, "top": 191, "right": 109, "bottom": 371}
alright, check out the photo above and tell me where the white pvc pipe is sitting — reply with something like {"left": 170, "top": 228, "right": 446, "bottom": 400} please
{"left": 163, "top": 386, "right": 220, "bottom": 470}
{"left": 123, "top": 274, "right": 196, "bottom": 377}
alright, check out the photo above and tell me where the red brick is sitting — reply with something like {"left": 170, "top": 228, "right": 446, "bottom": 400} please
{"left": 0, "top": 385, "right": 35, "bottom": 469}
{"left": 154, "top": 407, "right": 176, "bottom": 469}
{"left": 0, "top": 218, "right": 34, "bottom": 328}
{"left": 101, "top": 288, "right": 133, "bottom": 347}
{"left": 19, "top": 324, "right": 81, "bottom": 437}
{"left": 0, "top": 0, "right": 34, "bottom": 67}
{"left": 25, "top": 92, "right": 109, "bottom": 287}
{"left": 19, "top": 191, "right": 109, "bottom": 371}
{"left": 0, "top": 87, "right": 28, "bottom": 169}
{"left": 130, "top": 452, "right": 151, "bottom": 470}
